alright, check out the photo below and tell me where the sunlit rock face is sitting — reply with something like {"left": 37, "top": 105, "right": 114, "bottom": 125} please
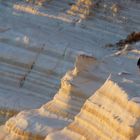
{"left": 0, "top": 54, "right": 104, "bottom": 140}
{"left": 45, "top": 41, "right": 140, "bottom": 140}
{"left": 0, "top": 0, "right": 139, "bottom": 120}
{"left": 46, "top": 79, "right": 140, "bottom": 140}
{"left": 1, "top": 45, "right": 140, "bottom": 140}
{"left": 67, "top": 0, "right": 93, "bottom": 19}
{"left": 0, "top": 0, "right": 140, "bottom": 139}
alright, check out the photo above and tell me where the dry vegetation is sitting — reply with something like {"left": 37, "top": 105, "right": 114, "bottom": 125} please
{"left": 67, "top": 0, "right": 94, "bottom": 19}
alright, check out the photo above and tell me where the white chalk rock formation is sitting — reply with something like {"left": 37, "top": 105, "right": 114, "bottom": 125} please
{"left": 0, "top": 54, "right": 104, "bottom": 140}
{"left": 46, "top": 79, "right": 140, "bottom": 140}
{"left": 0, "top": 0, "right": 140, "bottom": 118}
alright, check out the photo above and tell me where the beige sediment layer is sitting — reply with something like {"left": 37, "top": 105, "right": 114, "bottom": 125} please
{"left": 46, "top": 80, "right": 140, "bottom": 140}
{"left": 5, "top": 121, "right": 45, "bottom": 140}
{"left": 67, "top": 0, "right": 93, "bottom": 19}
{"left": 0, "top": 108, "right": 18, "bottom": 118}
{"left": 1, "top": 54, "right": 103, "bottom": 140}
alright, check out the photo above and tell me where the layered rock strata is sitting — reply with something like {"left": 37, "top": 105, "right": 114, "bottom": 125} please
{"left": 0, "top": 0, "right": 140, "bottom": 117}
{"left": 45, "top": 42, "right": 140, "bottom": 140}
{"left": 1, "top": 48, "right": 140, "bottom": 140}
{"left": 46, "top": 79, "right": 140, "bottom": 140}
{"left": 0, "top": 54, "right": 104, "bottom": 140}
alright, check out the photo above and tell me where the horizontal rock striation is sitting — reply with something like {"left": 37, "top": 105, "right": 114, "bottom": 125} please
{"left": 0, "top": 54, "right": 104, "bottom": 140}
{"left": 0, "top": 0, "right": 140, "bottom": 116}
{"left": 0, "top": 0, "right": 140, "bottom": 139}
{"left": 46, "top": 79, "right": 140, "bottom": 140}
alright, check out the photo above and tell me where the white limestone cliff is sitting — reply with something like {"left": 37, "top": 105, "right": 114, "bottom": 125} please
{"left": 0, "top": 0, "right": 140, "bottom": 139}
{"left": 46, "top": 79, "right": 140, "bottom": 140}
{"left": 0, "top": 54, "right": 104, "bottom": 140}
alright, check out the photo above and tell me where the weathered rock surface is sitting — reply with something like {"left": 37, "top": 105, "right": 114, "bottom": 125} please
{"left": 46, "top": 79, "right": 140, "bottom": 140}
{"left": 0, "top": 54, "right": 104, "bottom": 140}
{"left": 0, "top": 0, "right": 139, "bottom": 116}
{"left": 0, "top": 0, "right": 140, "bottom": 139}
{"left": 1, "top": 46, "right": 140, "bottom": 139}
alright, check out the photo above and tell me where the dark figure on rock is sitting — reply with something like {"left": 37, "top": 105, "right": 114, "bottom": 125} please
{"left": 137, "top": 58, "right": 140, "bottom": 69}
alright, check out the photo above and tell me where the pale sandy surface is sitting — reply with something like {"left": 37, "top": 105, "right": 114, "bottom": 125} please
{"left": 0, "top": 0, "right": 139, "bottom": 139}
